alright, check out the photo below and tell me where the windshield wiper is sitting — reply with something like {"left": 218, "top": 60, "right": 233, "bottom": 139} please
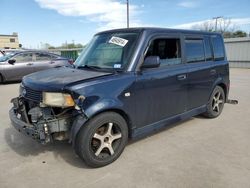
{"left": 77, "top": 64, "right": 123, "bottom": 73}
{"left": 77, "top": 65, "right": 102, "bottom": 71}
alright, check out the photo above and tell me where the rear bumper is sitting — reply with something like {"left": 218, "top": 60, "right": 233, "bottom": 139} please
{"left": 9, "top": 108, "right": 38, "bottom": 139}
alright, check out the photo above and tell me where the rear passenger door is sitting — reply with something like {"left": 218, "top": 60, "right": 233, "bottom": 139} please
{"left": 134, "top": 34, "right": 188, "bottom": 128}
{"left": 34, "top": 52, "right": 53, "bottom": 72}
{"left": 185, "top": 35, "right": 214, "bottom": 110}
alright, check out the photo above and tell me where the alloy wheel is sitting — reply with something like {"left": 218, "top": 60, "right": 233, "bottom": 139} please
{"left": 91, "top": 122, "right": 122, "bottom": 158}
{"left": 212, "top": 91, "right": 224, "bottom": 113}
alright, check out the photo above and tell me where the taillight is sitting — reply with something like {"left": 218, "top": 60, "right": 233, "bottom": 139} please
{"left": 68, "top": 59, "right": 74, "bottom": 65}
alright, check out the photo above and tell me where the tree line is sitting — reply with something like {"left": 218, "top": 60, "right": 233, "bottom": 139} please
{"left": 192, "top": 17, "right": 248, "bottom": 38}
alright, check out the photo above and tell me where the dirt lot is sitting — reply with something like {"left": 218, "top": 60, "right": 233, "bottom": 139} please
{"left": 0, "top": 68, "right": 249, "bottom": 188}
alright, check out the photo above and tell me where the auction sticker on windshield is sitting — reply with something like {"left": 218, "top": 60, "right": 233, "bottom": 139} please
{"left": 109, "top": 36, "right": 128, "bottom": 47}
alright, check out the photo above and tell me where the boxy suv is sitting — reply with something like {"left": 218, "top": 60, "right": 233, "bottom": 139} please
{"left": 9, "top": 28, "right": 229, "bottom": 167}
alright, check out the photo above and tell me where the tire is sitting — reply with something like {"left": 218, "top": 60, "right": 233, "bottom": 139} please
{"left": 75, "top": 112, "right": 128, "bottom": 168}
{"left": 203, "top": 86, "right": 225, "bottom": 118}
{"left": 0, "top": 74, "right": 3, "bottom": 84}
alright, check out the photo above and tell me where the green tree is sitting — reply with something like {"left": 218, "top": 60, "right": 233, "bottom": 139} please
{"left": 233, "top": 30, "right": 247, "bottom": 38}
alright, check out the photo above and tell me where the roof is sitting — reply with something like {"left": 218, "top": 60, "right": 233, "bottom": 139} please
{"left": 0, "top": 34, "right": 18, "bottom": 37}
{"left": 96, "top": 27, "right": 221, "bottom": 36}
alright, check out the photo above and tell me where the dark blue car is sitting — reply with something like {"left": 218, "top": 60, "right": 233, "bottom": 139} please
{"left": 9, "top": 28, "right": 230, "bottom": 167}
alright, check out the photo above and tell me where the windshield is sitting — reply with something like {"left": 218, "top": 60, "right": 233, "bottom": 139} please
{"left": 0, "top": 53, "right": 15, "bottom": 62}
{"left": 74, "top": 32, "right": 140, "bottom": 71}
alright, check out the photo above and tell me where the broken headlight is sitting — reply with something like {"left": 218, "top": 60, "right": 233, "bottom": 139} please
{"left": 42, "top": 92, "right": 75, "bottom": 107}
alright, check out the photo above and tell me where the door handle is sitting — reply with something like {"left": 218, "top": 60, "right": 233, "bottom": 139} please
{"left": 27, "top": 63, "right": 33, "bottom": 66}
{"left": 50, "top": 61, "right": 55, "bottom": 64}
{"left": 177, "top": 74, "right": 187, "bottom": 81}
{"left": 210, "top": 69, "right": 216, "bottom": 75}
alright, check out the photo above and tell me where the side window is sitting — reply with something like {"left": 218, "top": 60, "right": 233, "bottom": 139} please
{"left": 35, "top": 53, "right": 51, "bottom": 61}
{"left": 211, "top": 35, "right": 225, "bottom": 61}
{"left": 145, "top": 38, "right": 181, "bottom": 67}
{"left": 204, "top": 36, "right": 213, "bottom": 61}
{"left": 185, "top": 39, "right": 205, "bottom": 63}
{"left": 14, "top": 53, "right": 32, "bottom": 63}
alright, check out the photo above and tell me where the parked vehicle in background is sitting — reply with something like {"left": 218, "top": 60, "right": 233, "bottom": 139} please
{"left": 0, "top": 50, "right": 4, "bottom": 57}
{"left": 9, "top": 28, "right": 230, "bottom": 167}
{"left": 0, "top": 50, "right": 72, "bottom": 83}
{"left": 1, "top": 49, "right": 25, "bottom": 56}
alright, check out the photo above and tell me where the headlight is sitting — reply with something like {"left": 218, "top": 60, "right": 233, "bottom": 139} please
{"left": 42, "top": 92, "right": 75, "bottom": 107}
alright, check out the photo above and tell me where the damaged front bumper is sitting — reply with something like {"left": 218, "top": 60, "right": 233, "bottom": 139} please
{"left": 9, "top": 107, "right": 39, "bottom": 139}
{"left": 9, "top": 97, "right": 76, "bottom": 144}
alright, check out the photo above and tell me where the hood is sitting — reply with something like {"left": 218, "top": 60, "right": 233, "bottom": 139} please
{"left": 22, "top": 67, "right": 113, "bottom": 91}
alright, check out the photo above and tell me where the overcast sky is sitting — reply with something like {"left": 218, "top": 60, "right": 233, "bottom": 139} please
{"left": 1, "top": 0, "right": 250, "bottom": 48}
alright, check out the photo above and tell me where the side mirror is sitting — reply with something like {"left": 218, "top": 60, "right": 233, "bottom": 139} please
{"left": 8, "top": 59, "right": 16, "bottom": 65}
{"left": 141, "top": 56, "right": 160, "bottom": 69}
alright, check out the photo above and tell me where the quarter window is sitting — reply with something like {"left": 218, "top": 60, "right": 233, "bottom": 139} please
{"left": 35, "top": 53, "right": 51, "bottom": 61}
{"left": 145, "top": 38, "right": 181, "bottom": 67}
{"left": 185, "top": 39, "right": 205, "bottom": 63}
{"left": 204, "top": 37, "right": 213, "bottom": 61}
{"left": 211, "top": 35, "right": 225, "bottom": 61}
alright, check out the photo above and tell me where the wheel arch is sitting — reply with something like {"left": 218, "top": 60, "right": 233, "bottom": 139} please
{"left": 71, "top": 107, "right": 133, "bottom": 148}
{"left": 210, "top": 77, "right": 228, "bottom": 102}
{"left": 89, "top": 108, "right": 133, "bottom": 137}
{"left": 217, "top": 82, "right": 228, "bottom": 101}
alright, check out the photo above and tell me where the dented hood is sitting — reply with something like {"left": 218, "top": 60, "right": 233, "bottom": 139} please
{"left": 22, "top": 67, "right": 113, "bottom": 91}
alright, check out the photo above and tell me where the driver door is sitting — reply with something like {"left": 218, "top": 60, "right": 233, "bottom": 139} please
{"left": 133, "top": 35, "right": 188, "bottom": 128}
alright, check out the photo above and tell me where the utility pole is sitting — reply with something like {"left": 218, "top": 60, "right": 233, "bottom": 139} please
{"left": 127, "top": 0, "right": 129, "bottom": 28}
{"left": 213, "top": 16, "right": 223, "bottom": 32}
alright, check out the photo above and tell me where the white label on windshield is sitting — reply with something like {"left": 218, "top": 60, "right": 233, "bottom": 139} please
{"left": 109, "top": 36, "right": 128, "bottom": 47}
{"left": 114, "top": 64, "right": 121, "bottom": 68}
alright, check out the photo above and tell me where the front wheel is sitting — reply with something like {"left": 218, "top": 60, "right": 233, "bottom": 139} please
{"left": 203, "top": 86, "right": 225, "bottom": 118}
{"left": 75, "top": 112, "right": 128, "bottom": 168}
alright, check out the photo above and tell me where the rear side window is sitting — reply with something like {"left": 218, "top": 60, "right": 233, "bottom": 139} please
{"left": 204, "top": 36, "right": 213, "bottom": 61}
{"left": 35, "top": 53, "right": 51, "bottom": 61}
{"left": 211, "top": 35, "right": 225, "bottom": 61}
{"left": 145, "top": 38, "right": 181, "bottom": 67}
{"left": 185, "top": 39, "right": 205, "bottom": 63}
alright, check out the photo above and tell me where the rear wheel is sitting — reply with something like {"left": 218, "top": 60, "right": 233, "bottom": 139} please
{"left": 75, "top": 112, "right": 128, "bottom": 168}
{"left": 203, "top": 86, "right": 225, "bottom": 118}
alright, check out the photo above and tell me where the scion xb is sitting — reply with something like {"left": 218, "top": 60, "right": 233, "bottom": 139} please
{"left": 9, "top": 28, "right": 229, "bottom": 167}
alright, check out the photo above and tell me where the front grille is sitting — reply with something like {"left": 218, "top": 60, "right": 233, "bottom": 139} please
{"left": 20, "top": 85, "right": 42, "bottom": 102}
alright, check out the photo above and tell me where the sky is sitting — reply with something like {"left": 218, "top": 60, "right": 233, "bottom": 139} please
{"left": 0, "top": 0, "right": 250, "bottom": 48}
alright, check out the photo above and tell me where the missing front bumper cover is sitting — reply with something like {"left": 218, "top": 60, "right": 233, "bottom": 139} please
{"left": 9, "top": 97, "right": 75, "bottom": 144}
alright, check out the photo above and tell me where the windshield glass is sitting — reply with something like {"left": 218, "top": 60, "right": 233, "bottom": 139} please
{"left": 0, "top": 53, "right": 15, "bottom": 62}
{"left": 74, "top": 32, "right": 140, "bottom": 71}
